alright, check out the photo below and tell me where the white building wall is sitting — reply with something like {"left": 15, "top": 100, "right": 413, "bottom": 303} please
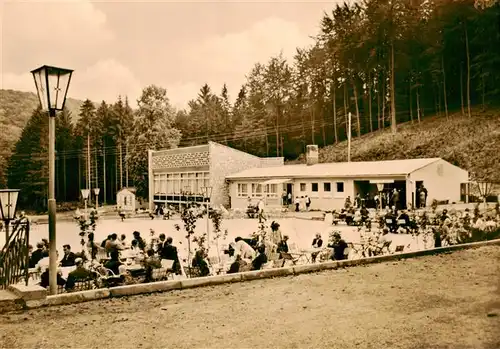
{"left": 209, "top": 142, "right": 263, "bottom": 208}
{"left": 229, "top": 177, "right": 356, "bottom": 211}
{"left": 409, "top": 159, "right": 469, "bottom": 204}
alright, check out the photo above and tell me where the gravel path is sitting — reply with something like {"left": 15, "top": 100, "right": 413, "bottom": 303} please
{"left": 1, "top": 246, "right": 499, "bottom": 349}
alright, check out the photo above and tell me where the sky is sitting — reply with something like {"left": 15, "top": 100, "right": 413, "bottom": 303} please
{"left": 0, "top": 0, "right": 342, "bottom": 109}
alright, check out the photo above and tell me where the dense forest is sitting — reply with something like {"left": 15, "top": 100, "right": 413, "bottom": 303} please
{"left": 2, "top": 0, "right": 500, "bottom": 210}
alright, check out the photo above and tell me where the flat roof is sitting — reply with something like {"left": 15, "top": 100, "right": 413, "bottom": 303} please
{"left": 226, "top": 158, "right": 442, "bottom": 180}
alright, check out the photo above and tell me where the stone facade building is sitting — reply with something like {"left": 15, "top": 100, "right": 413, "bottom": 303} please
{"left": 148, "top": 142, "right": 283, "bottom": 210}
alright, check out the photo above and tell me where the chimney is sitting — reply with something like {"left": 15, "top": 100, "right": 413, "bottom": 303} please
{"left": 306, "top": 145, "right": 319, "bottom": 166}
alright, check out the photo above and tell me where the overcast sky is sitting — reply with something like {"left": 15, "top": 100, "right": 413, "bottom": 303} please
{"left": 1, "top": 0, "right": 342, "bottom": 109}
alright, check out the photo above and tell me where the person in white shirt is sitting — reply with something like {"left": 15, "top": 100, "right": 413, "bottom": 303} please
{"left": 234, "top": 237, "right": 256, "bottom": 261}
{"left": 258, "top": 199, "right": 266, "bottom": 223}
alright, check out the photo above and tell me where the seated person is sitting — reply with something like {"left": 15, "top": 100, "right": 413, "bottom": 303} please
{"left": 276, "top": 235, "right": 289, "bottom": 255}
{"left": 327, "top": 232, "right": 348, "bottom": 261}
{"left": 234, "top": 237, "right": 256, "bottom": 261}
{"left": 65, "top": 258, "right": 95, "bottom": 291}
{"left": 227, "top": 255, "right": 246, "bottom": 274}
{"left": 311, "top": 233, "right": 323, "bottom": 263}
{"left": 104, "top": 250, "right": 124, "bottom": 275}
{"left": 159, "top": 237, "right": 181, "bottom": 275}
{"left": 60, "top": 244, "right": 76, "bottom": 267}
{"left": 397, "top": 210, "right": 410, "bottom": 227}
{"left": 192, "top": 249, "right": 210, "bottom": 277}
{"left": 29, "top": 242, "right": 45, "bottom": 268}
{"left": 142, "top": 249, "right": 162, "bottom": 282}
{"left": 251, "top": 245, "right": 268, "bottom": 271}
{"left": 40, "top": 266, "right": 66, "bottom": 288}
{"left": 360, "top": 206, "right": 369, "bottom": 222}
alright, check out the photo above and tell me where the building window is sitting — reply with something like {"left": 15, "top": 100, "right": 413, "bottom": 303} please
{"left": 324, "top": 183, "right": 331, "bottom": 192}
{"left": 311, "top": 183, "right": 318, "bottom": 192}
{"left": 300, "top": 183, "right": 306, "bottom": 192}
{"left": 266, "top": 184, "right": 278, "bottom": 198}
{"left": 154, "top": 171, "right": 209, "bottom": 197}
{"left": 251, "top": 183, "right": 263, "bottom": 197}
{"left": 336, "top": 182, "right": 344, "bottom": 193}
{"left": 237, "top": 183, "right": 248, "bottom": 197}
{"left": 154, "top": 175, "right": 160, "bottom": 194}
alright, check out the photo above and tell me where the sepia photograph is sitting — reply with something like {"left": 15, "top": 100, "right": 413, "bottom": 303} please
{"left": 0, "top": 0, "right": 499, "bottom": 348}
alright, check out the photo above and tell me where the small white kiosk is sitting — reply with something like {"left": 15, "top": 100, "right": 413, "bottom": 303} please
{"left": 117, "top": 187, "right": 137, "bottom": 212}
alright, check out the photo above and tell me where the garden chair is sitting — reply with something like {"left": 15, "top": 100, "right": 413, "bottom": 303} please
{"left": 280, "top": 252, "right": 301, "bottom": 267}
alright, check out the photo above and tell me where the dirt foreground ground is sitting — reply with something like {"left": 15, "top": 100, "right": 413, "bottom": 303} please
{"left": 1, "top": 246, "right": 500, "bottom": 349}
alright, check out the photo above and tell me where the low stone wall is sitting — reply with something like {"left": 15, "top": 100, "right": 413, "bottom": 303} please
{"left": 2, "top": 238, "right": 499, "bottom": 313}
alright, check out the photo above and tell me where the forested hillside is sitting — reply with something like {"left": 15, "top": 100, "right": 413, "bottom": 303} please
{"left": 292, "top": 109, "right": 500, "bottom": 183}
{"left": 2, "top": 0, "right": 500, "bottom": 210}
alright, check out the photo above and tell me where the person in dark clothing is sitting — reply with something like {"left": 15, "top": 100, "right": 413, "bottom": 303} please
{"left": 65, "top": 258, "right": 95, "bottom": 290}
{"left": 192, "top": 249, "right": 210, "bottom": 277}
{"left": 132, "top": 231, "right": 146, "bottom": 251}
{"left": 40, "top": 268, "right": 66, "bottom": 288}
{"left": 101, "top": 235, "right": 112, "bottom": 248}
{"left": 227, "top": 255, "right": 244, "bottom": 274}
{"left": 142, "top": 249, "right": 162, "bottom": 283}
{"left": 251, "top": 245, "right": 268, "bottom": 271}
{"left": 160, "top": 237, "right": 181, "bottom": 274}
{"left": 276, "top": 235, "right": 289, "bottom": 255}
{"left": 311, "top": 233, "right": 323, "bottom": 263}
{"left": 433, "top": 228, "right": 442, "bottom": 248}
{"left": 29, "top": 242, "right": 45, "bottom": 268}
{"left": 104, "top": 250, "right": 123, "bottom": 275}
{"left": 328, "top": 232, "right": 348, "bottom": 261}
{"left": 60, "top": 245, "right": 76, "bottom": 267}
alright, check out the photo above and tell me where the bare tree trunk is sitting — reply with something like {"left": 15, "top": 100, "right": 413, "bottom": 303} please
{"left": 465, "top": 21, "right": 472, "bottom": 118}
{"left": 333, "top": 83, "right": 338, "bottom": 143}
{"left": 343, "top": 82, "right": 348, "bottom": 138}
{"left": 310, "top": 103, "right": 315, "bottom": 144}
{"left": 390, "top": 42, "right": 397, "bottom": 133}
{"left": 442, "top": 55, "right": 449, "bottom": 119}
{"left": 78, "top": 156, "right": 81, "bottom": 193}
{"left": 382, "top": 79, "right": 386, "bottom": 129}
{"left": 275, "top": 106, "right": 280, "bottom": 157}
{"left": 351, "top": 78, "right": 361, "bottom": 137}
{"left": 103, "top": 144, "right": 107, "bottom": 204}
{"left": 377, "top": 80, "right": 381, "bottom": 130}
{"left": 125, "top": 142, "right": 129, "bottom": 187}
{"left": 95, "top": 149, "right": 99, "bottom": 189}
{"left": 119, "top": 141, "right": 123, "bottom": 189}
{"left": 416, "top": 84, "right": 421, "bottom": 123}
{"left": 265, "top": 133, "right": 269, "bottom": 156}
{"left": 368, "top": 77, "right": 373, "bottom": 132}
{"left": 482, "top": 73, "right": 486, "bottom": 111}
{"left": 460, "top": 62, "right": 465, "bottom": 116}
{"left": 63, "top": 154, "right": 67, "bottom": 201}
{"left": 409, "top": 78, "right": 413, "bottom": 123}
{"left": 321, "top": 107, "right": 326, "bottom": 147}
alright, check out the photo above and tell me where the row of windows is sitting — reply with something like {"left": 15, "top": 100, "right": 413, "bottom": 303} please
{"left": 236, "top": 182, "right": 345, "bottom": 198}
{"left": 153, "top": 172, "right": 210, "bottom": 195}
{"left": 300, "top": 182, "right": 344, "bottom": 193}
{"left": 237, "top": 183, "right": 280, "bottom": 198}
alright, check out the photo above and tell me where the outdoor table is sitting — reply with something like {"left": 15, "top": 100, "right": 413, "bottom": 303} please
{"left": 125, "top": 264, "right": 145, "bottom": 277}
{"left": 59, "top": 266, "right": 76, "bottom": 280}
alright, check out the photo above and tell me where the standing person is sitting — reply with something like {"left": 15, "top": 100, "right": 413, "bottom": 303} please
{"left": 392, "top": 189, "right": 400, "bottom": 210}
{"left": 282, "top": 190, "right": 288, "bottom": 207}
{"left": 420, "top": 185, "right": 428, "bottom": 208}
{"left": 305, "top": 195, "right": 311, "bottom": 211}
{"left": 258, "top": 198, "right": 266, "bottom": 223}
{"left": 287, "top": 192, "right": 292, "bottom": 206}
{"left": 294, "top": 196, "right": 300, "bottom": 212}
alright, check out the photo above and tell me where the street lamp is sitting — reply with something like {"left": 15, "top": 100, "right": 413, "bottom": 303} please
{"left": 94, "top": 188, "right": 100, "bottom": 210}
{"left": 202, "top": 186, "right": 213, "bottom": 251}
{"left": 81, "top": 189, "right": 90, "bottom": 218}
{"left": 32, "top": 65, "right": 73, "bottom": 295}
{"left": 0, "top": 189, "right": 20, "bottom": 243}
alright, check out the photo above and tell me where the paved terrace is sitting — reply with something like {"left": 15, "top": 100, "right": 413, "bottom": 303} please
{"left": 1, "top": 245, "right": 499, "bottom": 349}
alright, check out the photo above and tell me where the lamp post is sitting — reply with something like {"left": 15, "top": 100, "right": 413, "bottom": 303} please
{"left": 81, "top": 189, "right": 90, "bottom": 219}
{"left": 202, "top": 186, "right": 212, "bottom": 251}
{"left": 94, "top": 188, "right": 100, "bottom": 210}
{"left": 0, "top": 189, "right": 20, "bottom": 243}
{"left": 31, "top": 65, "right": 73, "bottom": 295}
